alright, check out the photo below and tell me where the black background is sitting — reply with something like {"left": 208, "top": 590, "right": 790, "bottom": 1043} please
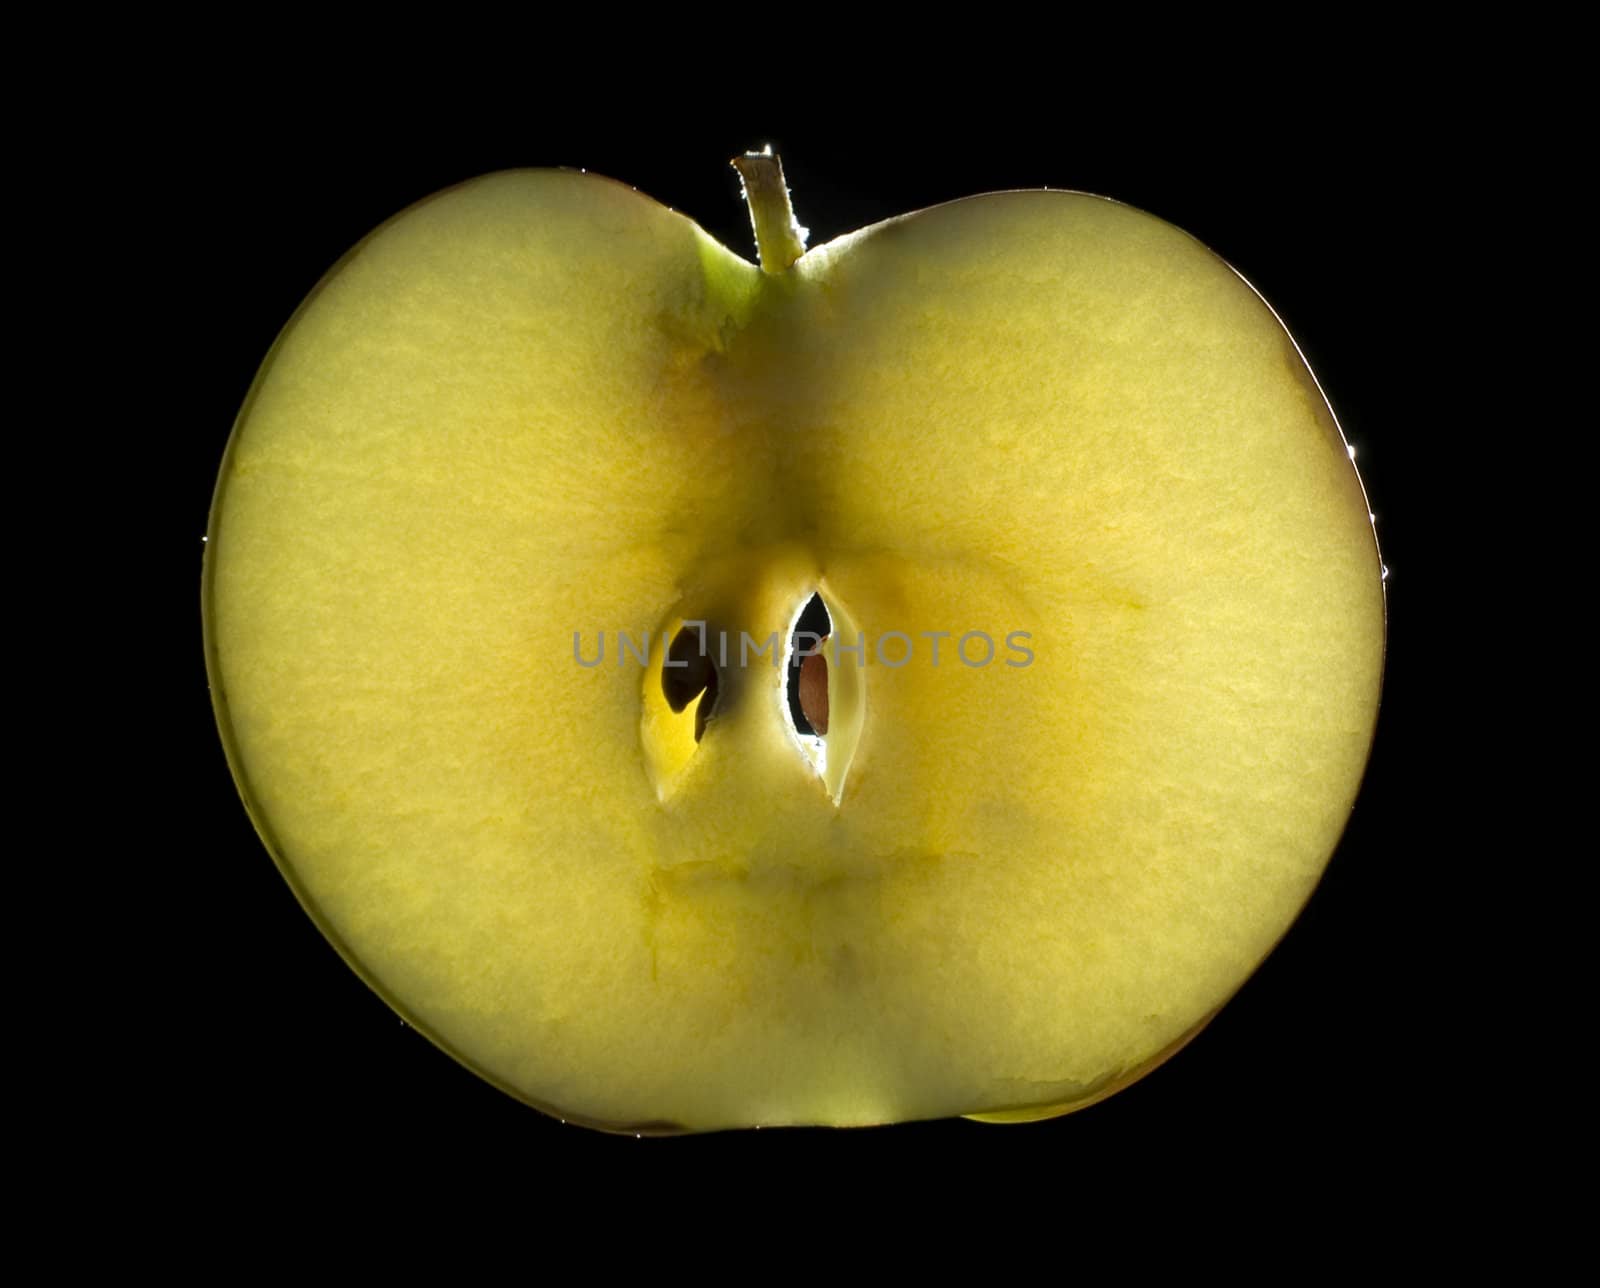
{"left": 163, "top": 105, "right": 1443, "bottom": 1202}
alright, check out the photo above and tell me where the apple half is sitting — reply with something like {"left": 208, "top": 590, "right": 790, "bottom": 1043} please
{"left": 204, "top": 153, "right": 1384, "bottom": 1132}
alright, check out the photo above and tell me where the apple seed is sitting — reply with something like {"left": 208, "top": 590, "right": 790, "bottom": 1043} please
{"left": 799, "top": 640, "right": 829, "bottom": 736}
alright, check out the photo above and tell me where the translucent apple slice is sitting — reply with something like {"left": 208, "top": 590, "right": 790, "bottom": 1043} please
{"left": 206, "top": 161, "right": 1383, "bottom": 1132}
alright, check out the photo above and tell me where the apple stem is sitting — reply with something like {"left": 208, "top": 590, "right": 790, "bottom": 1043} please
{"left": 731, "top": 147, "right": 808, "bottom": 273}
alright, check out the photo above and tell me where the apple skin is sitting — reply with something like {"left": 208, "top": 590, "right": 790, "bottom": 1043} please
{"left": 206, "top": 156, "right": 1388, "bottom": 1132}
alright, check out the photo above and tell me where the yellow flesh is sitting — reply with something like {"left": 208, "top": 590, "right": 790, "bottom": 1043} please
{"left": 206, "top": 171, "right": 1383, "bottom": 1130}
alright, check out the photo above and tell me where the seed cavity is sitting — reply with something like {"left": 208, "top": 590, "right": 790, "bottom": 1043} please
{"left": 663, "top": 625, "right": 719, "bottom": 742}
{"left": 775, "top": 587, "right": 861, "bottom": 806}
{"left": 786, "top": 592, "right": 832, "bottom": 736}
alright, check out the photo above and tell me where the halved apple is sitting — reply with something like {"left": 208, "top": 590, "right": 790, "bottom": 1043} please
{"left": 204, "top": 153, "right": 1384, "bottom": 1132}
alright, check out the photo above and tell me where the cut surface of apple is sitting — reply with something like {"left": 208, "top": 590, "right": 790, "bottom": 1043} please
{"left": 205, "top": 157, "right": 1384, "bottom": 1131}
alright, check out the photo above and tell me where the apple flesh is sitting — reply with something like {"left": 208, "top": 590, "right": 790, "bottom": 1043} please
{"left": 205, "top": 159, "right": 1383, "bottom": 1131}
